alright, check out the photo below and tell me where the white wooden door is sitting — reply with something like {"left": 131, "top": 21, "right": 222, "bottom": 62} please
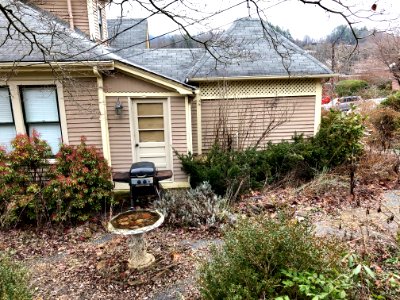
{"left": 132, "top": 99, "right": 171, "bottom": 170}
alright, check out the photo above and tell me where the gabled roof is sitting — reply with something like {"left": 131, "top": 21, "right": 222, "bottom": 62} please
{"left": 118, "top": 48, "right": 206, "bottom": 82}
{"left": 113, "top": 18, "right": 332, "bottom": 81}
{"left": 0, "top": 0, "right": 114, "bottom": 62}
{"left": 188, "top": 18, "right": 333, "bottom": 79}
{"left": 0, "top": 0, "right": 195, "bottom": 92}
{"left": 107, "top": 19, "right": 148, "bottom": 50}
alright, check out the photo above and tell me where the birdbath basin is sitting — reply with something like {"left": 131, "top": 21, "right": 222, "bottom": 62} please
{"left": 108, "top": 210, "right": 164, "bottom": 269}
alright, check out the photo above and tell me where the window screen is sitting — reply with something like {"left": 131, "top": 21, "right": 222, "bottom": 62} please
{"left": 21, "top": 87, "right": 62, "bottom": 154}
{"left": 0, "top": 87, "right": 16, "bottom": 151}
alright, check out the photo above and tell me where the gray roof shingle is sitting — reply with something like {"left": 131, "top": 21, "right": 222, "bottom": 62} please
{"left": 118, "top": 48, "right": 206, "bottom": 82}
{"left": 107, "top": 19, "right": 148, "bottom": 50}
{"left": 188, "top": 18, "right": 333, "bottom": 79}
{"left": 0, "top": 0, "right": 116, "bottom": 62}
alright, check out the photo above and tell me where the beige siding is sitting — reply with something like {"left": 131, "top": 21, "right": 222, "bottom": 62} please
{"left": 191, "top": 98, "right": 198, "bottom": 154}
{"left": 104, "top": 72, "right": 172, "bottom": 93}
{"left": 31, "top": 0, "right": 90, "bottom": 35}
{"left": 106, "top": 96, "right": 132, "bottom": 172}
{"left": 63, "top": 77, "right": 103, "bottom": 149}
{"left": 170, "top": 97, "right": 188, "bottom": 182}
{"left": 201, "top": 96, "right": 316, "bottom": 152}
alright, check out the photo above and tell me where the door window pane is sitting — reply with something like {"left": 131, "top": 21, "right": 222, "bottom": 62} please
{"left": 139, "top": 130, "right": 164, "bottom": 142}
{"left": 138, "top": 117, "right": 164, "bottom": 129}
{"left": 137, "top": 103, "right": 163, "bottom": 116}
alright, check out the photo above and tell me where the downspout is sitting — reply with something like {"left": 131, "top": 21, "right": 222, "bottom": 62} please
{"left": 93, "top": 67, "right": 112, "bottom": 166}
{"left": 67, "top": 0, "right": 74, "bottom": 29}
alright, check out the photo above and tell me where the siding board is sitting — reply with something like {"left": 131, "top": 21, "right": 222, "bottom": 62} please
{"left": 200, "top": 96, "right": 316, "bottom": 151}
{"left": 63, "top": 77, "right": 102, "bottom": 149}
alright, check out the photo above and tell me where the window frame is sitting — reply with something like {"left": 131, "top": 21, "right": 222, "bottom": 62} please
{"left": 0, "top": 86, "right": 16, "bottom": 149}
{"left": 19, "top": 85, "right": 63, "bottom": 150}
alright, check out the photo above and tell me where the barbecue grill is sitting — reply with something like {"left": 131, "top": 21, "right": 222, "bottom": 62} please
{"left": 112, "top": 162, "right": 173, "bottom": 209}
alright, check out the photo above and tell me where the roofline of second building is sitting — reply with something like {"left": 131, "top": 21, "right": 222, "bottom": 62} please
{"left": 189, "top": 73, "right": 337, "bottom": 82}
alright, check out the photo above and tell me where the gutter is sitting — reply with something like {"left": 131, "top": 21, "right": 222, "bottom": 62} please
{"left": 190, "top": 74, "right": 338, "bottom": 82}
{"left": 93, "top": 66, "right": 112, "bottom": 166}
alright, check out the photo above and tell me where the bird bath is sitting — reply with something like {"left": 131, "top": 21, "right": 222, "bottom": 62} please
{"left": 108, "top": 210, "right": 164, "bottom": 269}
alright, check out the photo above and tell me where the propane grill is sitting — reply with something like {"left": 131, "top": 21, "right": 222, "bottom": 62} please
{"left": 112, "top": 161, "right": 173, "bottom": 209}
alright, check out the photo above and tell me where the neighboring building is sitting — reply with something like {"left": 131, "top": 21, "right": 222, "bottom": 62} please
{"left": 0, "top": 0, "right": 333, "bottom": 188}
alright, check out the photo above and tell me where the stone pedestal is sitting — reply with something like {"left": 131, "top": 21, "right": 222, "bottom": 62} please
{"left": 127, "top": 233, "right": 155, "bottom": 269}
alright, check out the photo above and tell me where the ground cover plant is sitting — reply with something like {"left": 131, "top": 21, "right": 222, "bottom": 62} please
{"left": 0, "top": 253, "right": 31, "bottom": 300}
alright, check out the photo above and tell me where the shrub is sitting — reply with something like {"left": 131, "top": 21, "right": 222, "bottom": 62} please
{"left": 368, "top": 108, "right": 400, "bottom": 151}
{"left": 47, "top": 138, "right": 113, "bottom": 222}
{"left": 335, "top": 80, "right": 369, "bottom": 97}
{"left": 154, "top": 182, "right": 229, "bottom": 227}
{"left": 199, "top": 215, "right": 345, "bottom": 299}
{"left": 0, "top": 254, "right": 32, "bottom": 300}
{"left": 381, "top": 91, "right": 400, "bottom": 112}
{"left": 312, "top": 110, "right": 365, "bottom": 168}
{"left": 179, "top": 110, "right": 365, "bottom": 196}
{"left": 0, "top": 132, "right": 53, "bottom": 226}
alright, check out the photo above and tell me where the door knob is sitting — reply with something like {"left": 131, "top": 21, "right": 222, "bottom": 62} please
{"left": 135, "top": 143, "right": 139, "bottom": 147}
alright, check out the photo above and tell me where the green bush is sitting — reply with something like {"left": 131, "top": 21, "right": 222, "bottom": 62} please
{"left": 335, "top": 80, "right": 369, "bottom": 97}
{"left": 381, "top": 91, "right": 400, "bottom": 112}
{"left": 47, "top": 137, "right": 114, "bottom": 222}
{"left": 0, "top": 135, "right": 113, "bottom": 226}
{"left": 0, "top": 254, "right": 32, "bottom": 300}
{"left": 0, "top": 132, "right": 54, "bottom": 226}
{"left": 368, "top": 108, "right": 400, "bottom": 151}
{"left": 199, "top": 215, "right": 346, "bottom": 299}
{"left": 312, "top": 110, "right": 365, "bottom": 168}
{"left": 179, "top": 110, "right": 365, "bottom": 196}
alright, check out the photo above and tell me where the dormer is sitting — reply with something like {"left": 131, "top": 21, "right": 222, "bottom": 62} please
{"left": 28, "top": 0, "right": 108, "bottom": 41}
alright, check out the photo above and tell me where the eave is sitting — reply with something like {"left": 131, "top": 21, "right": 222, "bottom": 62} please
{"left": 189, "top": 73, "right": 337, "bottom": 82}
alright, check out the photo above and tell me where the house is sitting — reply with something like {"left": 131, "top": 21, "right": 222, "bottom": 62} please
{"left": 0, "top": 0, "right": 333, "bottom": 189}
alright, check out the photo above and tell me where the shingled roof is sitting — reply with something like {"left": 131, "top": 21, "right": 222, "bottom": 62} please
{"left": 113, "top": 18, "right": 332, "bottom": 81}
{"left": 107, "top": 19, "right": 148, "bottom": 50}
{"left": 0, "top": 0, "right": 116, "bottom": 62}
{"left": 118, "top": 48, "right": 205, "bottom": 82}
{"left": 188, "top": 18, "right": 333, "bottom": 79}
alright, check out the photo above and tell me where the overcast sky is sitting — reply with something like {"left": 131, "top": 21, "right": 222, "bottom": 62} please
{"left": 108, "top": 0, "right": 400, "bottom": 41}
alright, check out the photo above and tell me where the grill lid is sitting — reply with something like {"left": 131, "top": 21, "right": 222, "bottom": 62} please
{"left": 130, "top": 162, "right": 156, "bottom": 177}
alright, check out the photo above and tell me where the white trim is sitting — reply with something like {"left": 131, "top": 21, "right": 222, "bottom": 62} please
{"left": 128, "top": 97, "right": 136, "bottom": 163}
{"left": 186, "top": 96, "right": 193, "bottom": 153}
{"left": 104, "top": 92, "right": 183, "bottom": 97}
{"left": 93, "top": 67, "right": 112, "bottom": 165}
{"left": 314, "top": 81, "right": 323, "bottom": 135}
{"left": 167, "top": 96, "right": 174, "bottom": 182}
{"left": 55, "top": 82, "right": 69, "bottom": 144}
{"left": 114, "top": 62, "right": 195, "bottom": 95}
{"left": 191, "top": 74, "right": 336, "bottom": 82}
{"left": 87, "top": 0, "right": 96, "bottom": 40}
{"left": 200, "top": 92, "right": 317, "bottom": 100}
{"left": 7, "top": 80, "right": 69, "bottom": 144}
{"left": 8, "top": 83, "right": 25, "bottom": 134}
{"left": 196, "top": 93, "right": 202, "bottom": 155}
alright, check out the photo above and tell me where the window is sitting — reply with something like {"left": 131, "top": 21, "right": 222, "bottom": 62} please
{"left": 98, "top": 7, "right": 103, "bottom": 40}
{"left": 0, "top": 87, "right": 16, "bottom": 151}
{"left": 20, "top": 86, "right": 62, "bottom": 154}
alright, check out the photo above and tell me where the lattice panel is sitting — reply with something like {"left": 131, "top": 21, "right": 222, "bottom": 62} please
{"left": 199, "top": 78, "right": 317, "bottom": 99}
